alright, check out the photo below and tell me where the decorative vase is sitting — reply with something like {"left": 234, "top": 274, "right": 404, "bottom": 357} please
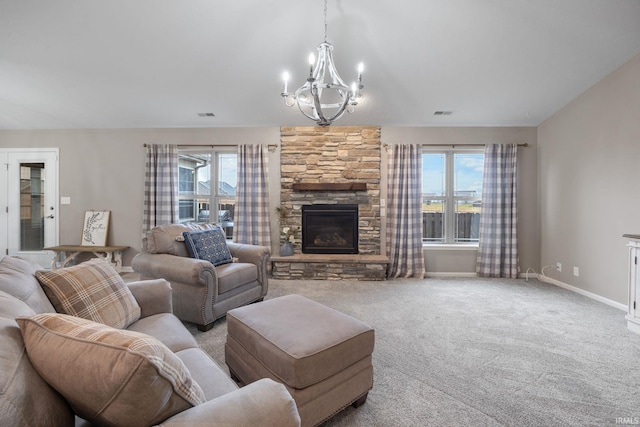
{"left": 279, "top": 242, "right": 294, "bottom": 256}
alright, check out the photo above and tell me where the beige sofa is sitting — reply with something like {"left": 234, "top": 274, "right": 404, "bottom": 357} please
{"left": 0, "top": 255, "right": 300, "bottom": 426}
{"left": 133, "top": 223, "right": 270, "bottom": 331}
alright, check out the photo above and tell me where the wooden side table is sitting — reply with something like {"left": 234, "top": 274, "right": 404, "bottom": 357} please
{"left": 44, "top": 245, "right": 129, "bottom": 273}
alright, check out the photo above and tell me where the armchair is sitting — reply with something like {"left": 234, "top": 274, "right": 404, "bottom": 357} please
{"left": 132, "top": 223, "right": 270, "bottom": 331}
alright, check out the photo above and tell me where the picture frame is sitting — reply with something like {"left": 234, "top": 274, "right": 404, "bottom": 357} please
{"left": 81, "top": 210, "right": 110, "bottom": 247}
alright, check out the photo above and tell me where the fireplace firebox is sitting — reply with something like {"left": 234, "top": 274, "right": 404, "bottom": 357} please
{"left": 301, "top": 204, "right": 359, "bottom": 254}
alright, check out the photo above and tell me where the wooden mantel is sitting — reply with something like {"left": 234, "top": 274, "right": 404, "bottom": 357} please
{"left": 292, "top": 183, "right": 367, "bottom": 192}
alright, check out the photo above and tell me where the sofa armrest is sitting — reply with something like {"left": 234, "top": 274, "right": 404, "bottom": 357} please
{"left": 127, "top": 279, "right": 173, "bottom": 318}
{"left": 226, "top": 243, "right": 270, "bottom": 296}
{"left": 158, "top": 379, "right": 300, "bottom": 427}
{"left": 132, "top": 253, "right": 218, "bottom": 287}
{"left": 227, "top": 242, "right": 269, "bottom": 265}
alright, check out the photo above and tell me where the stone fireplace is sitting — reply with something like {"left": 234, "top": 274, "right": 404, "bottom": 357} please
{"left": 271, "top": 126, "right": 389, "bottom": 280}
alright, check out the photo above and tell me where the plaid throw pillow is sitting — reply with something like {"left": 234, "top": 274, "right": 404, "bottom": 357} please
{"left": 182, "top": 227, "right": 232, "bottom": 266}
{"left": 35, "top": 259, "right": 140, "bottom": 329}
{"left": 17, "top": 313, "right": 206, "bottom": 426}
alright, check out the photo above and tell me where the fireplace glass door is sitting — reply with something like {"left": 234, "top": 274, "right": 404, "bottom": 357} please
{"left": 302, "top": 204, "right": 358, "bottom": 254}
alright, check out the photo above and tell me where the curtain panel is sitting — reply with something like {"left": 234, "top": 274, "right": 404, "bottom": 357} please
{"left": 476, "top": 144, "right": 519, "bottom": 278}
{"left": 234, "top": 144, "right": 271, "bottom": 247}
{"left": 386, "top": 144, "right": 425, "bottom": 278}
{"left": 142, "top": 144, "right": 179, "bottom": 234}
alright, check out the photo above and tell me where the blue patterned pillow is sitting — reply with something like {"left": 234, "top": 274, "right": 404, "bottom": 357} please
{"left": 182, "top": 228, "right": 232, "bottom": 266}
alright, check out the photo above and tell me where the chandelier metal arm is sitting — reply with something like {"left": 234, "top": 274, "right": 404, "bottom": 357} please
{"left": 309, "top": 81, "right": 352, "bottom": 126}
{"left": 310, "top": 82, "right": 328, "bottom": 125}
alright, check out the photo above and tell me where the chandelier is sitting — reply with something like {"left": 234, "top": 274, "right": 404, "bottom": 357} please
{"left": 280, "top": 0, "right": 364, "bottom": 126}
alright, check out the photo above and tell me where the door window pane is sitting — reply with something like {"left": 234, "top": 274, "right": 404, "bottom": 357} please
{"left": 20, "top": 163, "right": 45, "bottom": 251}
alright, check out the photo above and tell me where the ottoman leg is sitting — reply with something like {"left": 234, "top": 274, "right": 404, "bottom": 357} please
{"left": 352, "top": 392, "right": 368, "bottom": 408}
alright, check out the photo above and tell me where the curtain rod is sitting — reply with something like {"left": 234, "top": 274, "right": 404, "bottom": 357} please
{"left": 383, "top": 142, "right": 528, "bottom": 149}
{"left": 143, "top": 143, "right": 278, "bottom": 149}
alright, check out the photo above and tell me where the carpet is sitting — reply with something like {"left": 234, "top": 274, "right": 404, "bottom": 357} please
{"left": 184, "top": 277, "right": 640, "bottom": 426}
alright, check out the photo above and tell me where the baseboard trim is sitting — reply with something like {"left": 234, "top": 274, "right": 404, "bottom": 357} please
{"left": 424, "top": 272, "right": 478, "bottom": 278}
{"left": 537, "top": 274, "right": 626, "bottom": 311}
{"left": 120, "top": 266, "right": 134, "bottom": 273}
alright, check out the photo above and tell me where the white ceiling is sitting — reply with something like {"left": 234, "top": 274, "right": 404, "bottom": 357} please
{"left": 1, "top": 0, "right": 639, "bottom": 130}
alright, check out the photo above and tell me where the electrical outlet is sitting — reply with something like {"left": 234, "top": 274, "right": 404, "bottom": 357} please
{"left": 556, "top": 262, "right": 562, "bottom": 272}
{"left": 573, "top": 266, "right": 579, "bottom": 277}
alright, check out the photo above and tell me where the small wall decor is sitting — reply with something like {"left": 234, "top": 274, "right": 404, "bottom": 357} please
{"left": 81, "top": 210, "right": 110, "bottom": 246}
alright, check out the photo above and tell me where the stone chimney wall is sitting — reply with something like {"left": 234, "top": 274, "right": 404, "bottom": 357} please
{"left": 279, "top": 126, "right": 382, "bottom": 255}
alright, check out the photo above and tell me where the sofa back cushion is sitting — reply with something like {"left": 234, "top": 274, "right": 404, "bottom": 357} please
{"left": 0, "top": 256, "right": 55, "bottom": 313}
{"left": 17, "top": 313, "right": 206, "bottom": 427}
{"left": 143, "top": 222, "right": 218, "bottom": 257}
{"left": 35, "top": 259, "right": 141, "bottom": 329}
{"left": 0, "top": 292, "right": 74, "bottom": 427}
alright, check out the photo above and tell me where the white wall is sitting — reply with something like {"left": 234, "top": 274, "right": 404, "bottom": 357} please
{"left": 0, "top": 127, "right": 281, "bottom": 266}
{"left": 0, "top": 125, "right": 538, "bottom": 274}
{"left": 538, "top": 53, "right": 640, "bottom": 305}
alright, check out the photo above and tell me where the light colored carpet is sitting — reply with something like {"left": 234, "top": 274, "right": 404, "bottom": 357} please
{"left": 184, "top": 278, "right": 640, "bottom": 426}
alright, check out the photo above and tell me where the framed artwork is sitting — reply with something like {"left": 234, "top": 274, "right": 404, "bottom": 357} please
{"left": 81, "top": 210, "right": 110, "bottom": 246}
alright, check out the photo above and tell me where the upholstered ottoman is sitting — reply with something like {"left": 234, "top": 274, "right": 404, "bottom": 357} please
{"left": 225, "top": 294, "right": 374, "bottom": 427}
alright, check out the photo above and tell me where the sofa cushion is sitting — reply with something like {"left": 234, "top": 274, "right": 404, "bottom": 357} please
{"left": 35, "top": 259, "right": 141, "bottom": 329}
{"left": 144, "top": 222, "right": 218, "bottom": 257}
{"left": 0, "top": 292, "right": 74, "bottom": 427}
{"left": 0, "top": 256, "right": 56, "bottom": 313}
{"left": 17, "top": 313, "right": 206, "bottom": 427}
{"left": 216, "top": 262, "right": 258, "bottom": 294}
{"left": 175, "top": 347, "right": 239, "bottom": 401}
{"left": 127, "top": 312, "right": 199, "bottom": 353}
{"left": 183, "top": 227, "right": 232, "bottom": 267}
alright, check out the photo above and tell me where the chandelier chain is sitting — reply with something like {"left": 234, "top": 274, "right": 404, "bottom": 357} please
{"left": 323, "top": 0, "right": 328, "bottom": 42}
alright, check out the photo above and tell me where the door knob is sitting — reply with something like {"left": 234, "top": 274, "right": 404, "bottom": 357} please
{"left": 46, "top": 215, "right": 54, "bottom": 219}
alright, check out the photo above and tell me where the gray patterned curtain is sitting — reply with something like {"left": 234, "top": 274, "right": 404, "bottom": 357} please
{"left": 476, "top": 144, "right": 519, "bottom": 278}
{"left": 386, "top": 144, "right": 425, "bottom": 278}
{"left": 234, "top": 144, "right": 271, "bottom": 247}
{"left": 142, "top": 144, "right": 179, "bottom": 233}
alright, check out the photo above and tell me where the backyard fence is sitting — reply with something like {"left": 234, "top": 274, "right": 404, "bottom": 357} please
{"left": 422, "top": 212, "right": 480, "bottom": 242}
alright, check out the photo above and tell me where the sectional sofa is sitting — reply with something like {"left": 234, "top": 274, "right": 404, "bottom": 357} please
{"left": 0, "top": 255, "right": 300, "bottom": 426}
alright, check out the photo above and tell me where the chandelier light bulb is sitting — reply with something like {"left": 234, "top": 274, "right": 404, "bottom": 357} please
{"left": 282, "top": 71, "right": 290, "bottom": 94}
{"left": 308, "top": 53, "right": 316, "bottom": 78}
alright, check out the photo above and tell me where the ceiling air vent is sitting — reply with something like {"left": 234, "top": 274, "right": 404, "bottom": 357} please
{"left": 433, "top": 111, "right": 453, "bottom": 116}
{"left": 197, "top": 113, "right": 216, "bottom": 117}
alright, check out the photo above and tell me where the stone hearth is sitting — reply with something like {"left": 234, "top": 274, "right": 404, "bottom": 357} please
{"left": 275, "top": 126, "right": 388, "bottom": 280}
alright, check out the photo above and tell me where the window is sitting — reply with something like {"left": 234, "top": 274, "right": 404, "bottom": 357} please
{"left": 422, "top": 150, "right": 484, "bottom": 244}
{"left": 178, "top": 149, "right": 237, "bottom": 239}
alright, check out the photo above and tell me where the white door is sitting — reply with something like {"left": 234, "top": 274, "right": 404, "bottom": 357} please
{"left": 1, "top": 149, "right": 59, "bottom": 267}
